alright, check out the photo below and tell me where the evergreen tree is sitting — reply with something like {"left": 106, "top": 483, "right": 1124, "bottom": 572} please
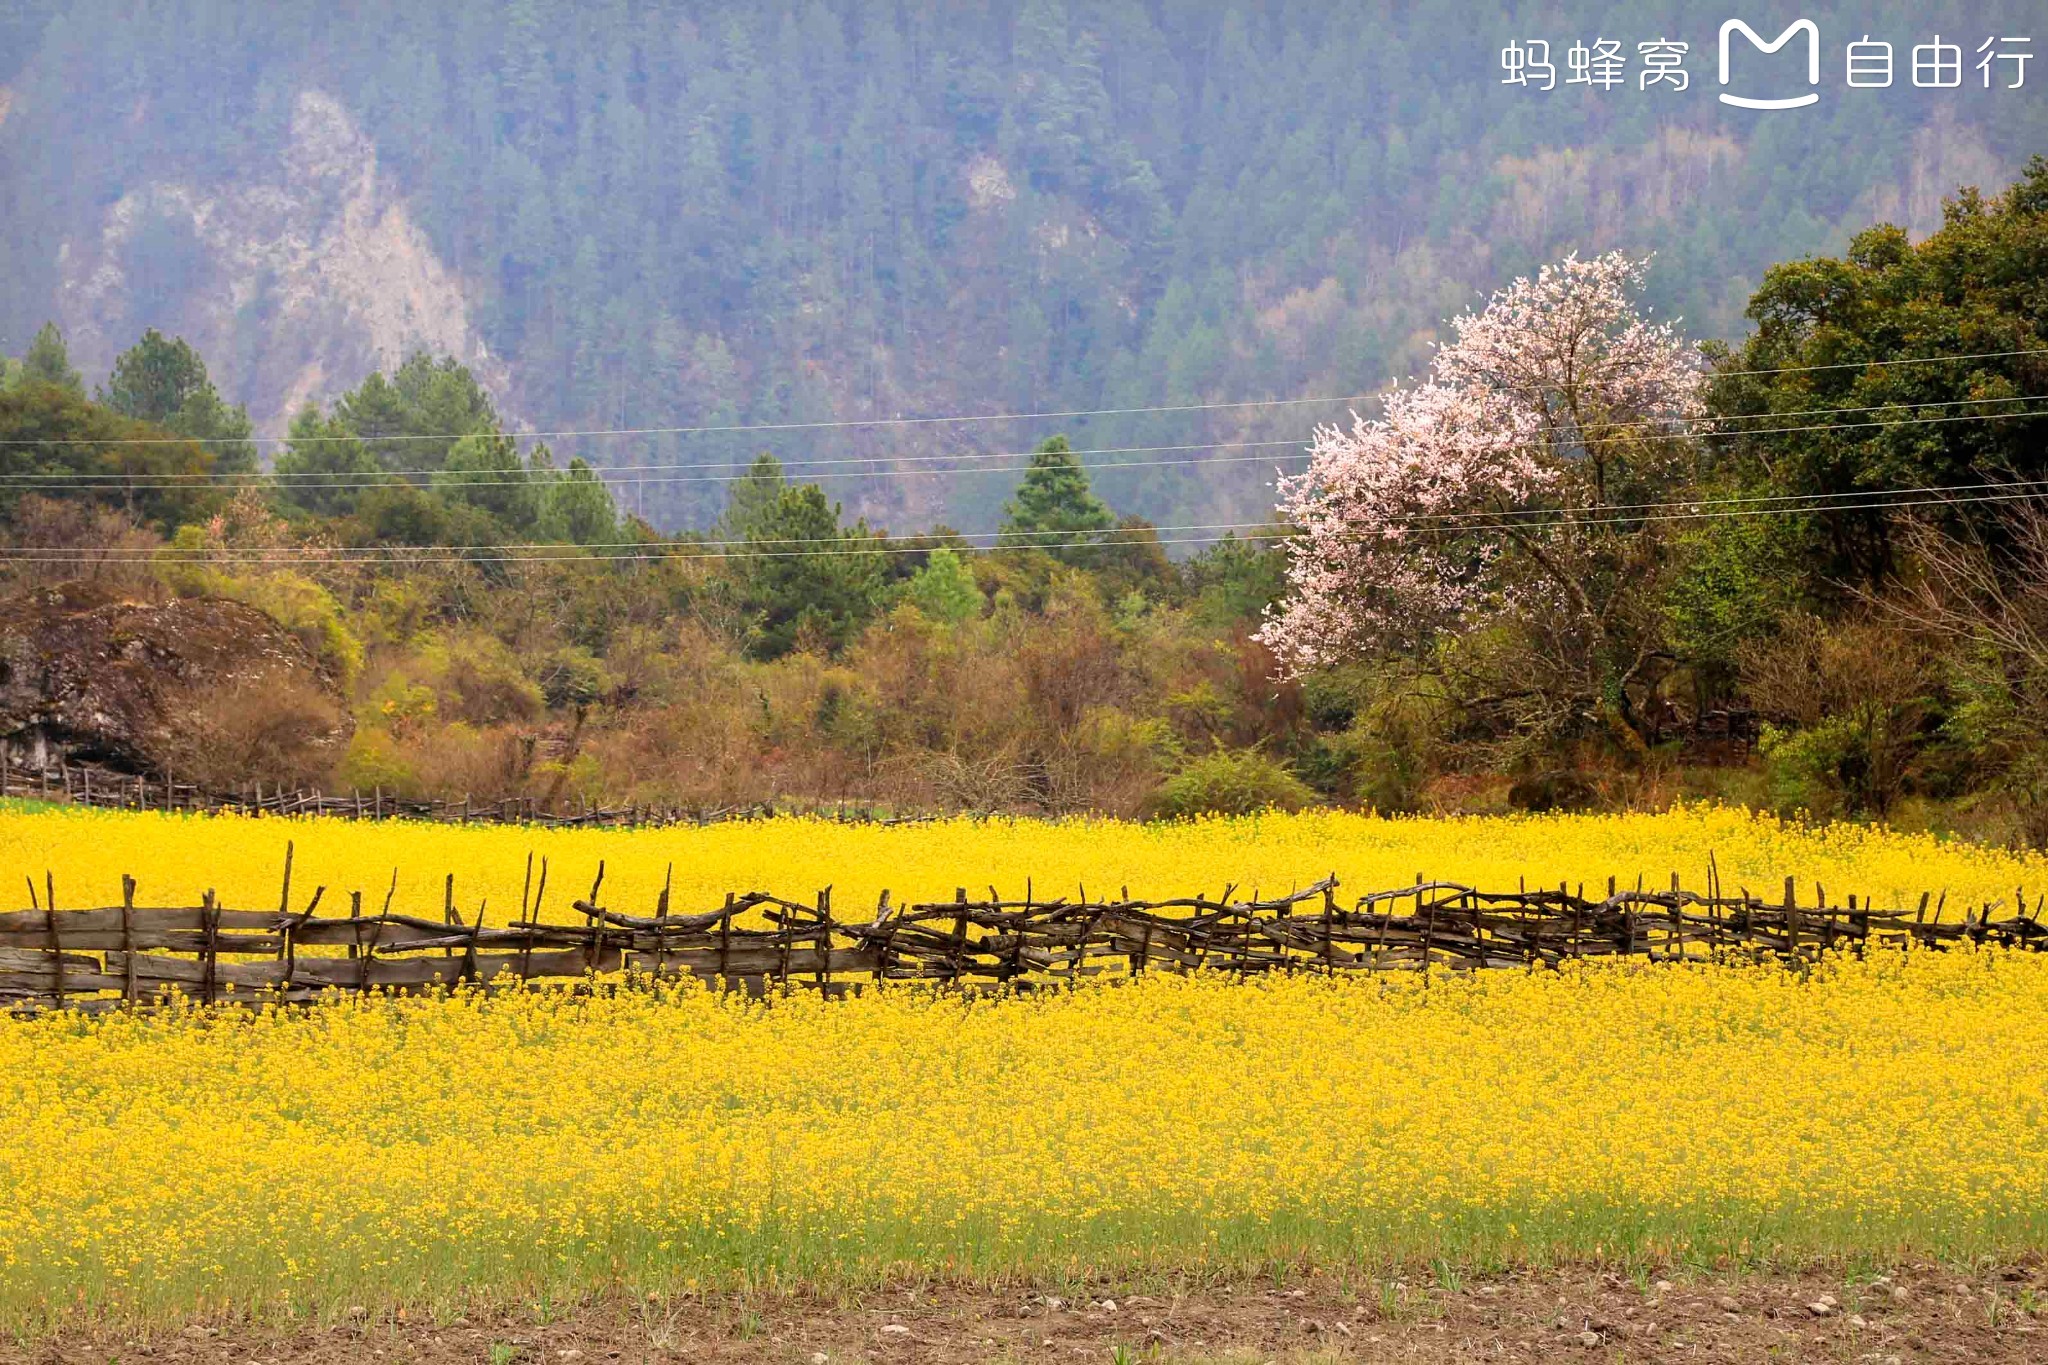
{"left": 999, "top": 434, "right": 1113, "bottom": 564}
{"left": 729, "top": 481, "right": 884, "bottom": 659}
{"left": 716, "top": 451, "right": 788, "bottom": 540}
{"left": 903, "top": 546, "right": 982, "bottom": 624}
{"left": 434, "top": 431, "right": 536, "bottom": 530}
{"left": 19, "top": 322, "right": 82, "bottom": 393}
{"left": 329, "top": 354, "right": 500, "bottom": 475}
{"left": 99, "top": 329, "right": 254, "bottom": 473}
{"left": 273, "top": 404, "right": 382, "bottom": 518}
{"left": 538, "top": 457, "right": 620, "bottom": 546}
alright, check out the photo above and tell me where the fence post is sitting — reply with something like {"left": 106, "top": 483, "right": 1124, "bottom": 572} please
{"left": 443, "top": 874, "right": 457, "bottom": 960}
{"left": 1785, "top": 877, "right": 1800, "bottom": 960}
{"left": 43, "top": 875, "right": 62, "bottom": 1005}
{"left": 816, "top": 886, "right": 831, "bottom": 991}
{"left": 1320, "top": 878, "right": 1337, "bottom": 974}
{"left": 953, "top": 887, "right": 969, "bottom": 984}
{"left": 654, "top": 863, "right": 671, "bottom": 980}
{"left": 121, "top": 874, "right": 137, "bottom": 1006}
{"left": 360, "top": 893, "right": 385, "bottom": 995}
{"left": 1418, "top": 875, "right": 1436, "bottom": 970}
{"left": 584, "top": 863, "right": 606, "bottom": 975}
{"left": 201, "top": 890, "right": 219, "bottom": 1007}
{"left": 718, "top": 893, "right": 733, "bottom": 986}
{"left": 463, "top": 903, "right": 483, "bottom": 987}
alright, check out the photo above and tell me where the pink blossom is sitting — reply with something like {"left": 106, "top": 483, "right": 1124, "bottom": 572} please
{"left": 1260, "top": 252, "right": 1702, "bottom": 674}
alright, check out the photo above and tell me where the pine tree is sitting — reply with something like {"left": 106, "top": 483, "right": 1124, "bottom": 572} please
{"left": 999, "top": 435, "right": 1113, "bottom": 564}
{"left": 717, "top": 451, "right": 788, "bottom": 540}
{"left": 730, "top": 482, "right": 884, "bottom": 659}
{"left": 273, "top": 404, "right": 381, "bottom": 518}
{"left": 435, "top": 432, "right": 536, "bottom": 530}
{"left": 904, "top": 546, "right": 982, "bottom": 624}
{"left": 99, "top": 329, "right": 255, "bottom": 473}
{"left": 18, "top": 322, "right": 82, "bottom": 393}
{"left": 538, "top": 457, "right": 619, "bottom": 546}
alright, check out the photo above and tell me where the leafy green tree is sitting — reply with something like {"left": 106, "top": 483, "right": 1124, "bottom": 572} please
{"left": 98, "top": 329, "right": 254, "bottom": 473}
{"left": 716, "top": 451, "right": 788, "bottom": 541}
{"left": 903, "top": 546, "right": 981, "bottom": 623}
{"left": 999, "top": 435, "right": 1113, "bottom": 564}
{"left": 334, "top": 353, "right": 499, "bottom": 473}
{"left": 1708, "top": 156, "right": 2048, "bottom": 597}
{"left": 1182, "top": 532, "right": 1288, "bottom": 629}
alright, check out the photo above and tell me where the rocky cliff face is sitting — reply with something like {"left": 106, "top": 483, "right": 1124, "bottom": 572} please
{"left": 0, "top": 584, "right": 352, "bottom": 785}
{"left": 54, "top": 90, "right": 502, "bottom": 439}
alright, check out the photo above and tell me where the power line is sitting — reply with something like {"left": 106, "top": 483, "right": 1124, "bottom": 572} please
{"left": 0, "top": 440, "right": 1309, "bottom": 485}
{"left": 15, "top": 476, "right": 2048, "bottom": 567}
{"left": 1708, "top": 344, "right": 2048, "bottom": 382}
{"left": 27, "top": 519, "right": 1272, "bottom": 557}
{"left": 1366, "top": 484, "right": 2048, "bottom": 539}
{"left": 0, "top": 395, "right": 1383, "bottom": 449}
{"left": 0, "top": 528, "right": 1292, "bottom": 566}
{"left": 1347, "top": 474, "right": 2048, "bottom": 528}
{"left": 3, "top": 397, "right": 2044, "bottom": 496}
{"left": 6, "top": 345, "right": 2045, "bottom": 451}
{"left": 3, "top": 385, "right": 2035, "bottom": 484}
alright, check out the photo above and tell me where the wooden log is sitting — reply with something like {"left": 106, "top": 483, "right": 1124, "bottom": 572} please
{"left": 120, "top": 875, "right": 136, "bottom": 1006}
{"left": 43, "top": 879, "right": 63, "bottom": 1002}
{"left": 200, "top": 890, "right": 218, "bottom": 1006}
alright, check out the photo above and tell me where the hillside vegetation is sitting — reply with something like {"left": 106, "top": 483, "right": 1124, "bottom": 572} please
{"left": 0, "top": 0, "right": 2038, "bottom": 530}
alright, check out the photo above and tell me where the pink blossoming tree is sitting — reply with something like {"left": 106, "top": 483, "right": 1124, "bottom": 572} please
{"left": 1259, "top": 252, "right": 1704, "bottom": 750}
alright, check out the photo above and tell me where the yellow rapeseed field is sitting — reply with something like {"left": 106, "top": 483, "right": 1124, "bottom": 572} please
{"left": 0, "top": 801, "right": 2043, "bottom": 920}
{"left": 4, "top": 802, "right": 2048, "bottom": 1329}
{"left": 2, "top": 952, "right": 2045, "bottom": 1328}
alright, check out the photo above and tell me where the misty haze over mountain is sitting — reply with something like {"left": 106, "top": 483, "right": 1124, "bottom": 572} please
{"left": 0, "top": 0, "right": 2039, "bottom": 532}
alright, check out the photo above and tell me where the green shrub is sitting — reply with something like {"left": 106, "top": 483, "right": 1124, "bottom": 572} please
{"left": 536, "top": 645, "right": 612, "bottom": 709}
{"left": 1758, "top": 719, "right": 1859, "bottom": 821}
{"left": 1152, "top": 748, "right": 1314, "bottom": 818}
{"left": 335, "top": 729, "right": 419, "bottom": 794}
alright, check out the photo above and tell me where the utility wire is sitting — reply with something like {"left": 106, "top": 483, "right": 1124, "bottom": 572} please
{"left": 3, "top": 397, "right": 2041, "bottom": 494}
{"left": 4, "top": 345, "right": 2044, "bottom": 450}
{"left": 0, "top": 441, "right": 1310, "bottom": 485}
{"left": 15, "top": 480, "right": 2048, "bottom": 566}
{"left": 30, "top": 470, "right": 2048, "bottom": 556}
{"left": 3, "top": 387, "right": 2038, "bottom": 484}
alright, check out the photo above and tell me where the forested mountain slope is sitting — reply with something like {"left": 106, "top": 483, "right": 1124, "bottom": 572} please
{"left": 0, "top": 0, "right": 2039, "bottom": 532}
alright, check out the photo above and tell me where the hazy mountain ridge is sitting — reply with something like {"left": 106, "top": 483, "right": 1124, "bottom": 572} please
{"left": 0, "top": 0, "right": 2038, "bottom": 533}
{"left": 53, "top": 90, "right": 502, "bottom": 438}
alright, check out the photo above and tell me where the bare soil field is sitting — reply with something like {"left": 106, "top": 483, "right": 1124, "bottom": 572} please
{"left": 6, "top": 1263, "right": 2043, "bottom": 1364}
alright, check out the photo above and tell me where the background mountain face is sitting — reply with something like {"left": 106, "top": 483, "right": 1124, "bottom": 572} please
{"left": 0, "top": 1, "right": 2039, "bottom": 534}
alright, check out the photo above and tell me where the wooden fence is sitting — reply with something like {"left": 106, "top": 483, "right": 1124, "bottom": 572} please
{"left": 0, "top": 755, "right": 921, "bottom": 828}
{"left": 3, "top": 852, "right": 2044, "bottom": 1012}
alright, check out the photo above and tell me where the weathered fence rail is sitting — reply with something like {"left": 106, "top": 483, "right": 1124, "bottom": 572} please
{"left": 3, "top": 853, "right": 2044, "bottom": 1012}
{"left": 0, "top": 755, "right": 924, "bottom": 829}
